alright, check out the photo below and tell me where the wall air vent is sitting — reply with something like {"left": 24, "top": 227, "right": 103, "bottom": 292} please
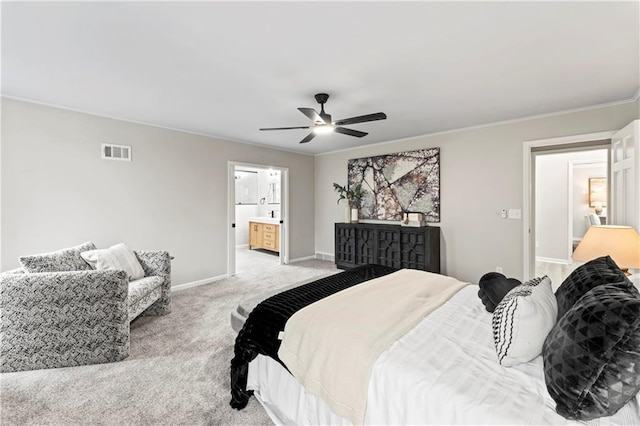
{"left": 102, "top": 143, "right": 131, "bottom": 161}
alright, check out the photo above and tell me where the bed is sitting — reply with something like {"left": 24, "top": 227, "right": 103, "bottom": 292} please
{"left": 230, "top": 262, "right": 640, "bottom": 425}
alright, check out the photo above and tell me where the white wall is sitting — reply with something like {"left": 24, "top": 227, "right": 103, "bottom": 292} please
{"left": 315, "top": 101, "right": 638, "bottom": 283}
{"left": 535, "top": 151, "right": 606, "bottom": 262}
{"left": 1, "top": 98, "right": 315, "bottom": 284}
{"left": 235, "top": 204, "right": 258, "bottom": 247}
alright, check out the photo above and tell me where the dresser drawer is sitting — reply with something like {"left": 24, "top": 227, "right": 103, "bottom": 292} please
{"left": 263, "top": 232, "right": 276, "bottom": 241}
{"left": 264, "top": 224, "right": 277, "bottom": 233}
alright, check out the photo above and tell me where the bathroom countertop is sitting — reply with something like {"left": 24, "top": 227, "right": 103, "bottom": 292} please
{"left": 249, "top": 217, "right": 280, "bottom": 225}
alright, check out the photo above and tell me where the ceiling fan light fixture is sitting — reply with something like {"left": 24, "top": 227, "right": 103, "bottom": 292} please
{"left": 313, "top": 125, "right": 334, "bottom": 135}
{"left": 259, "top": 93, "right": 387, "bottom": 144}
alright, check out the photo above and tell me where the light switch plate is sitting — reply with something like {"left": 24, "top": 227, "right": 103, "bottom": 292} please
{"left": 508, "top": 209, "right": 522, "bottom": 219}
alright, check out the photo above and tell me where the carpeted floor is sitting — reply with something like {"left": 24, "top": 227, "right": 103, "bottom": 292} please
{"left": 0, "top": 248, "right": 338, "bottom": 425}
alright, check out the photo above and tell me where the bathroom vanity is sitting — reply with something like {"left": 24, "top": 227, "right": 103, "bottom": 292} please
{"left": 249, "top": 218, "right": 280, "bottom": 253}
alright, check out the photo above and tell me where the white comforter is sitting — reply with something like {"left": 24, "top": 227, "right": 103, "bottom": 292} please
{"left": 278, "top": 269, "right": 467, "bottom": 425}
{"left": 247, "top": 285, "right": 640, "bottom": 425}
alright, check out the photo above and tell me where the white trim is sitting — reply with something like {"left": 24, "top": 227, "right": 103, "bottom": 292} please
{"left": 523, "top": 131, "right": 615, "bottom": 281}
{"left": 567, "top": 162, "right": 574, "bottom": 262}
{"left": 315, "top": 252, "right": 335, "bottom": 262}
{"left": 171, "top": 274, "right": 228, "bottom": 292}
{"left": 0, "top": 95, "right": 313, "bottom": 157}
{"left": 228, "top": 162, "right": 236, "bottom": 277}
{"left": 317, "top": 99, "right": 638, "bottom": 157}
{"left": 535, "top": 257, "right": 572, "bottom": 265}
{"left": 228, "top": 161, "right": 290, "bottom": 277}
{"left": 288, "top": 255, "right": 317, "bottom": 263}
{"left": 4, "top": 94, "right": 635, "bottom": 159}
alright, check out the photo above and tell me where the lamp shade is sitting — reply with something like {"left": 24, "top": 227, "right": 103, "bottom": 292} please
{"left": 573, "top": 225, "right": 640, "bottom": 270}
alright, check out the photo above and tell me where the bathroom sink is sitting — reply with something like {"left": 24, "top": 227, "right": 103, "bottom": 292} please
{"left": 249, "top": 216, "right": 280, "bottom": 225}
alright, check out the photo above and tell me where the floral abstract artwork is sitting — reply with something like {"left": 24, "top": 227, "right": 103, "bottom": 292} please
{"left": 347, "top": 148, "right": 440, "bottom": 222}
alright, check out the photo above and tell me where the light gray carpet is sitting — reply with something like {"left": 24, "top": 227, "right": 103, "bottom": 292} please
{"left": 0, "top": 249, "right": 338, "bottom": 425}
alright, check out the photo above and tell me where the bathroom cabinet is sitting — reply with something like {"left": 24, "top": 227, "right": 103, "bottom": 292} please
{"left": 249, "top": 221, "right": 280, "bottom": 252}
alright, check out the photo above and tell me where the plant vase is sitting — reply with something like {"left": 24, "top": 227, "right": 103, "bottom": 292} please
{"left": 350, "top": 207, "right": 359, "bottom": 223}
{"left": 344, "top": 205, "right": 352, "bottom": 223}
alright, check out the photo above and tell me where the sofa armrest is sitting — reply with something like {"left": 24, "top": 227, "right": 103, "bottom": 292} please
{"left": 0, "top": 270, "right": 130, "bottom": 372}
{"left": 134, "top": 251, "right": 171, "bottom": 316}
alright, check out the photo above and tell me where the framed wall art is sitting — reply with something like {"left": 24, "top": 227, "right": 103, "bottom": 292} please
{"left": 347, "top": 148, "right": 440, "bottom": 222}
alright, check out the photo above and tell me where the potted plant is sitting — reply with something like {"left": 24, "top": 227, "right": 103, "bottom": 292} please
{"left": 333, "top": 182, "right": 362, "bottom": 223}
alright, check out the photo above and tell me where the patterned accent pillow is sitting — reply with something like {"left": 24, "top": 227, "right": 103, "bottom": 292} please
{"left": 555, "top": 256, "right": 629, "bottom": 320}
{"left": 543, "top": 283, "right": 640, "bottom": 420}
{"left": 19, "top": 241, "right": 96, "bottom": 273}
{"left": 492, "top": 276, "right": 557, "bottom": 367}
{"left": 81, "top": 243, "right": 145, "bottom": 280}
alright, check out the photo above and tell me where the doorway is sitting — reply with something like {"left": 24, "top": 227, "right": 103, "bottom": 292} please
{"left": 533, "top": 147, "right": 609, "bottom": 288}
{"left": 523, "top": 132, "right": 615, "bottom": 282}
{"left": 227, "top": 162, "right": 289, "bottom": 277}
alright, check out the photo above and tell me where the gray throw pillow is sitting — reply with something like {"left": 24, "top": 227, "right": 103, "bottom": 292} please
{"left": 19, "top": 241, "right": 96, "bottom": 273}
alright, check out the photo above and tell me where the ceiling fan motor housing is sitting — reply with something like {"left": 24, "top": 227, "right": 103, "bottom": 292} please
{"left": 314, "top": 93, "right": 329, "bottom": 104}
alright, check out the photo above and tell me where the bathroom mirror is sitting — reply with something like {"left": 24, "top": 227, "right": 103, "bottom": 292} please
{"left": 235, "top": 170, "right": 258, "bottom": 204}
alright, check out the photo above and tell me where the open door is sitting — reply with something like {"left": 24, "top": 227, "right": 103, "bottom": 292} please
{"left": 610, "top": 120, "right": 639, "bottom": 230}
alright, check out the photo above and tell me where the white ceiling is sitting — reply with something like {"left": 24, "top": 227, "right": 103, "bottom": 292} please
{"left": 2, "top": 1, "right": 639, "bottom": 155}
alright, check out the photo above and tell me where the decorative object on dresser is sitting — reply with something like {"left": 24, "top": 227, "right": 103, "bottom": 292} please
{"left": 333, "top": 182, "right": 362, "bottom": 223}
{"left": 334, "top": 222, "right": 440, "bottom": 272}
{"left": 0, "top": 241, "right": 171, "bottom": 373}
{"left": 401, "top": 211, "right": 426, "bottom": 227}
{"left": 347, "top": 147, "right": 440, "bottom": 222}
{"left": 249, "top": 220, "right": 280, "bottom": 252}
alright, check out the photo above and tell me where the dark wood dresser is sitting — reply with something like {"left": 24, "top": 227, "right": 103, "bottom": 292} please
{"left": 334, "top": 222, "right": 440, "bottom": 273}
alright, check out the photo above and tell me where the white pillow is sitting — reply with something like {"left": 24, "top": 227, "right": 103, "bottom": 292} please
{"left": 492, "top": 275, "right": 557, "bottom": 367}
{"left": 81, "top": 243, "right": 145, "bottom": 280}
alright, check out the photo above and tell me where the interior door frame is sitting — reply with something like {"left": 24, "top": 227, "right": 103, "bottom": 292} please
{"left": 227, "top": 161, "right": 290, "bottom": 277}
{"left": 522, "top": 131, "right": 614, "bottom": 281}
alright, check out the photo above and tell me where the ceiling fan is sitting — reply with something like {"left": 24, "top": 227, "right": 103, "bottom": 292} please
{"left": 259, "top": 93, "right": 387, "bottom": 144}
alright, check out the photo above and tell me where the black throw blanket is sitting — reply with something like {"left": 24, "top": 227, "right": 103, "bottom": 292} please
{"left": 230, "top": 263, "right": 398, "bottom": 409}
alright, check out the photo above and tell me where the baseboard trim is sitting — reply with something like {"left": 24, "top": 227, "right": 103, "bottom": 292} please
{"left": 288, "top": 255, "right": 317, "bottom": 264}
{"left": 536, "top": 256, "right": 571, "bottom": 265}
{"left": 172, "top": 274, "right": 228, "bottom": 292}
{"left": 315, "top": 252, "right": 335, "bottom": 262}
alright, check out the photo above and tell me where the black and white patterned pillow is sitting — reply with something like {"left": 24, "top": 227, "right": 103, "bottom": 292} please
{"left": 492, "top": 276, "right": 557, "bottom": 367}
{"left": 543, "top": 283, "right": 640, "bottom": 420}
{"left": 555, "top": 256, "right": 630, "bottom": 320}
{"left": 19, "top": 241, "right": 96, "bottom": 273}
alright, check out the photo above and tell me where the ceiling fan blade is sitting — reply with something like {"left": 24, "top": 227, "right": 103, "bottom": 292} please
{"left": 335, "top": 127, "right": 368, "bottom": 138}
{"left": 298, "top": 107, "right": 324, "bottom": 123}
{"left": 299, "top": 132, "right": 316, "bottom": 144}
{"left": 259, "top": 126, "right": 311, "bottom": 131}
{"left": 334, "top": 112, "right": 387, "bottom": 126}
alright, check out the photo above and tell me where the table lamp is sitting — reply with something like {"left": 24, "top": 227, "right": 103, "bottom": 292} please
{"left": 573, "top": 225, "right": 640, "bottom": 275}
